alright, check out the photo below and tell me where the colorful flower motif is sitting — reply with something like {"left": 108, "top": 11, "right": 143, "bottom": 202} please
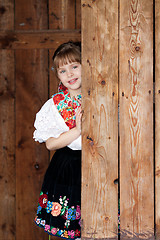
{"left": 67, "top": 207, "right": 76, "bottom": 220}
{"left": 51, "top": 202, "right": 62, "bottom": 216}
{"left": 45, "top": 224, "right": 50, "bottom": 231}
{"left": 38, "top": 194, "right": 48, "bottom": 208}
{"left": 61, "top": 109, "right": 72, "bottom": 120}
{"left": 66, "top": 119, "right": 76, "bottom": 129}
{"left": 57, "top": 230, "right": 64, "bottom": 236}
{"left": 75, "top": 229, "right": 81, "bottom": 237}
{"left": 76, "top": 205, "right": 81, "bottom": 220}
{"left": 64, "top": 220, "right": 70, "bottom": 228}
{"left": 52, "top": 90, "right": 81, "bottom": 129}
{"left": 51, "top": 227, "right": 57, "bottom": 235}
{"left": 68, "top": 230, "right": 75, "bottom": 239}
{"left": 46, "top": 201, "right": 53, "bottom": 213}
{"left": 37, "top": 205, "right": 42, "bottom": 214}
{"left": 40, "top": 220, "right": 46, "bottom": 226}
{"left": 63, "top": 230, "right": 69, "bottom": 238}
{"left": 53, "top": 93, "right": 65, "bottom": 105}
{"left": 35, "top": 217, "right": 41, "bottom": 225}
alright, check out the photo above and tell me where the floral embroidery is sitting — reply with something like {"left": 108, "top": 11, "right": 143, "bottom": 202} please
{"left": 68, "top": 230, "right": 75, "bottom": 239}
{"left": 45, "top": 224, "right": 50, "bottom": 231}
{"left": 51, "top": 227, "right": 57, "bottom": 235}
{"left": 40, "top": 220, "right": 46, "bottom": 226}
{"left": 39, "top": 194, "right": 48, "bottom": 208}
{"left": 37, "top": 205, "right": 42, "bottom": 214}
{"left": 76, "top": 205, "right": 81, "bottom": 220}
{"left": 52, "top": 89, "right": 81, "bottom": 129}
{"left": 35, "top": 193, "right": 81, "bottom": 238}
{"left": 46, "top": 201, "right": 53, "bottom": 213}
{"left": 53, "top": 93, "right": 65, "bottom": 105}
{"left": 51, "top": 202, "right": 62, "bottom": 216}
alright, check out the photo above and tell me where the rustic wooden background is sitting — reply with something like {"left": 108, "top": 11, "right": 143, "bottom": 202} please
{"left": 0, "top": 0, "right": 80, "bottom": 239}
{"left": 0, "top": 0, "right": 159, "bottom": 239}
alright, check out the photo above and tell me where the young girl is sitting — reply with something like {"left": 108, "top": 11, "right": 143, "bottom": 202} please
{"left": 33, "top": 42, "right": 82, "bottom": 239}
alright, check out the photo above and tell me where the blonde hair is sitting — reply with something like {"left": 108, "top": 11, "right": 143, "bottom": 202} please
{"left": 52, "top": 42, "right": 81, "bottom": 76}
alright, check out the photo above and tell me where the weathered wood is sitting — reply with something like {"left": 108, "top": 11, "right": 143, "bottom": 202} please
{"left": 49, "top": 0, "right": 76, "bottom": 29}
{"left": 0, "top": 0, "right": 14, "bottom": 30}
{"left": 0, "top": 50, "right": 15, "bottom": 240}
{"left": 119, "top": 0, "right": 154, "bottom": 238}
{"left": 76, "top": 0, "right": 81, "bottom": 29}
{"left": 15, "top": 0, "right": 48, "bottom": 30}
{"left": 155, "top": 0, "right": 160, "bottom": 238}
{"left": 15, "top": 49, "right": 49, "bottom": 240}
{"left": 0, "top": 0, "right": 15, "bottom": 239}
{"left": 81, "top": 0, "right": 118, "bottom": 238}
{"left": 0, "top": 30, "right": 81, "bottom": 49}
{"left": 49, "top": 49, "right": 59, "bottom": 97}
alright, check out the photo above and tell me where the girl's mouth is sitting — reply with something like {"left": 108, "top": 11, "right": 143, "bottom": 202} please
{"left": 68, "top": 78, "right": 78, "bottom": 85}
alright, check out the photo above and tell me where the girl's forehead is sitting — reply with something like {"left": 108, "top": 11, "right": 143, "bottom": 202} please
{"left": 58, "top": 61, "right": 79, "bottom": 69}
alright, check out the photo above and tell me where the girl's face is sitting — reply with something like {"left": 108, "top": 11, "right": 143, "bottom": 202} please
{"left": 57, "top": 61, "right": 81, "bottom": 97}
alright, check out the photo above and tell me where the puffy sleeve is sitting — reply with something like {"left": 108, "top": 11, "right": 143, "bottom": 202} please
{"left": 33, "top": 98, "right": 69, "bottom": 143}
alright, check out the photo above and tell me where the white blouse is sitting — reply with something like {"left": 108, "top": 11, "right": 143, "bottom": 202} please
{"left": 33, "top": 98, "right": 81, "bottom": 150}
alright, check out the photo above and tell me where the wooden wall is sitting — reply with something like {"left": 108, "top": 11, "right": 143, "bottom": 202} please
{"left": 0, "top": 1, "right": 80, "bottom": 240}
{"left": 81, "top": 0, "right": 157, "bottom": 239}
{"left": 0, "top": 0, "right": 160, "bottom": 240}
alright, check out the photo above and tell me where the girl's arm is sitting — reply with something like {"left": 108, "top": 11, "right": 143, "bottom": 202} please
{"left": 45, "top": 107, "right": 82, "bottom": 151}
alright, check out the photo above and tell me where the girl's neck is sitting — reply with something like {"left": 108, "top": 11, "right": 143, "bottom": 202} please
{"left": 68, "top": 88, "right": 81, "bottom": 98}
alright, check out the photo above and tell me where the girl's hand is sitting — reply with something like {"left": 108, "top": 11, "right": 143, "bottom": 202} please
{"left": 75, "top": 106, "right": 82, "bottom": 134}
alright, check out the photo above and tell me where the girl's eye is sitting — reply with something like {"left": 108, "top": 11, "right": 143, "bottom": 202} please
{"left": 73, "top": 65, "right": 78, "bottom": 69}
{"left": 59, "top": 70, "right": 65, "bottom": 74}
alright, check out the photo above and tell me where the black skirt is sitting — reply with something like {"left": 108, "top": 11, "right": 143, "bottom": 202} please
{"left": 35, "top": 147, "right": 81, "bottom": 239}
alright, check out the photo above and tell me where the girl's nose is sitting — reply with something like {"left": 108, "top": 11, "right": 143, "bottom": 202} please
{"left": 67, "top": 70, "right": 73, "bottom": 77}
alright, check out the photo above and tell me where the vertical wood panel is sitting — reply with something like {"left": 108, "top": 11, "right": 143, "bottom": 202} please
{"left": 76, "top": 0, "right": 81, "bottom": 29}
{"left": 0, "top": 0, "right": 15, "bottom": 239}
{"left": 15, "top": 0, "right": 48, "bottom": 30}
{"left": 49, "top": 0, "right": 76, "bottom": 29}
{"left": 0, "top": 0, "right": 14, "bottom": 30}
{"left": 119, "top": 0, "right": 154, "bottom": 238}
{"left": 0, "top": 50, "right": 15, "bottom": 240}
{"left": 15, "top": 49, "right": 49, "bottom": 240}
{"left": 155, "top": 0, "right": 160, "bottom": 238}
{"left": 82, "top": 0, "right": 118, "bottom": 238}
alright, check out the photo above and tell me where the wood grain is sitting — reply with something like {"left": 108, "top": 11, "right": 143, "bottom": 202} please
{"left": 0, "top": 50, "right": 15, "bottom": 240}
{"left": 49, "top": 0, "right": 76, "bottom": 29}
{"left": 15, "top": 0, "right": 48, "bottom": 30}
{"left": 155, "top": 0, "right": 160, "bottom": 238}
{"left": 0, "top": 30, "right": 81, "bottom": 49}
{"left": 15, "top": 49, "right": 49, "bottom": 240}
{"left": 0, "top": 0, "right": 14, "bottom": 30}
{"left": 76, "top": 0, "right": 81, "bottom": 29}
{"left": 119, "top": 0, "right": 154, "bottom": 237}
{"left": 81, "top": 0, "right": 118, "bottom": 238}
{"left": 0, "top": 0, "right": 15, "bottom": 239}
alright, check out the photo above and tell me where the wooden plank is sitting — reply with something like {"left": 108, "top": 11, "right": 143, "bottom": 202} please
{"left": 0, "top": 0, "right": 14, "bottom": 30}
{"left": 155, "top": 0, "right": 160, "bottom": 238}
{"left": 15, "top": 0, "right": 48, "bottom": 30}
{"left": 15, "top": 49, "right": 49, "bottom": 240}
{"left": 49, "top": 0, "right": 76, "bottom": 29}
{"left": 76, "top": 0, "right": 81, "bottom": 29}
{"left": 0, "top": 50, "right": 15, "bottom": 240}
{"left": 0, "top": 30, "right": 81, "bottom": 49}
{"left": 49, "top": 49, "right": 59, "bottom": 96}
{"left": 0, "top": 0, "right": 15, "bottom": 239}
{"left": 119, "top": 0, "right": 154, "bottom": 238}
{"left": 81, "top": 0, "right": 118, "bottom": 239}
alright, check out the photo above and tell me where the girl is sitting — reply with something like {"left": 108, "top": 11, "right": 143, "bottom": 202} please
{"left": 33, "top": 42, "right": 82, "bottom": 239}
